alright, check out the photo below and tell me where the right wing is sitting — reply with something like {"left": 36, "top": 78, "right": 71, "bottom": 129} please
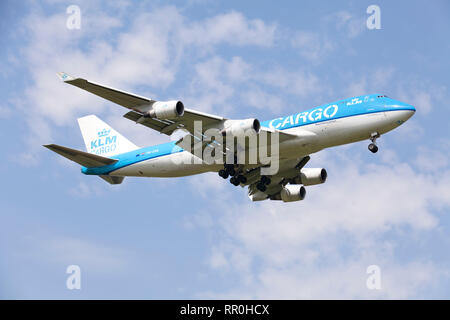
{"left": 243, "top": 156, "right": 311, "bottom": 201}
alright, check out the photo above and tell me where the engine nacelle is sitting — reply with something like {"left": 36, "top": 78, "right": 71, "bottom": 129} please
{"left": 280, "top": 185, "right": 306, "bottom": 202}
{"left": 145, "top": 100, "right": 184, "bottom": 120}
{"left": 222, "top": 119, "right": 260, "bottom": 137}
{"left": 249, "top": 191, "right": 269, "bottom": 201}
{"left": 293, "top": 168, "right": 327, "bottom": 186}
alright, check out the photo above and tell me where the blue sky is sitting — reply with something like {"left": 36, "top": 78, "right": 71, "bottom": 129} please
{"left": 1, "top": 0, "right": 450, "bottom": 299}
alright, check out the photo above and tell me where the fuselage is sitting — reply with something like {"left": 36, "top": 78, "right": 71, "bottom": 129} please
{"left": 82, "top": 94, "right": 415, "bottom": 178}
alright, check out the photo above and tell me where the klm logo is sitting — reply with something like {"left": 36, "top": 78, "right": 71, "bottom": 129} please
{"left": 98, "top": 128, "right": 110, "bottom": 137}
{"left": 90, "top": 135, "right": 117, "bottom": 149}
{"left": 347, "top": 98, "right": 362, "bottom": 106}
{"left": 89, "top": 128, "right": 117, "bottom": 155}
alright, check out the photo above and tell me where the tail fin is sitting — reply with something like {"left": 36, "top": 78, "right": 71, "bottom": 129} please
{"left": 77, "top": 115, "right": 139, "bottom": 157}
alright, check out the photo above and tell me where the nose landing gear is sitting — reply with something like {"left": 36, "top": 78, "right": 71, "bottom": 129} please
{"left": 368, "top": 132, "right": 380, "bottom": 153}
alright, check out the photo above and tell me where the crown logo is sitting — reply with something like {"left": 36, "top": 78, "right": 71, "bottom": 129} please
{"left": 97, "top": 129, "right": 110, "bottom": 137}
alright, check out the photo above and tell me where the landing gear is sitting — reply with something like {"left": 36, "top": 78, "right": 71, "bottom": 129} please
{"left": 224, "top": 164, "right": 235, "bottom": 177}
{"left": 256, "top": 181, "right": 267, "bottom": 192}
{"left": 222, "top": 164, "right": 247, "bottom": 186}
{"left": 260, "top": 176, "right": 271, "bottom": 185}
{"left": 220, "top": 165, "right": 235, "bottom": 179}
{"left": 368, "top": 143, "right": 378, "bottom": 153}
{"left": 256, "top": 176, "right": 271, "bottom": 192}
{"left": 218, "top": 169, "right": 229, "bottom": 179}
{"left": 230, "top": 174, "right": 247, "bottom": 186}
{"left": 230, "top": 176, "right": 240, "bottom": 186}
{"left": 368, "top": 132, "right": 380, "bottom": 154}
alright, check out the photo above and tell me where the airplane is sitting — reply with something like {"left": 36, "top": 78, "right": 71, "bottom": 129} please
{"left": 44, "top": 72, "right": 416, "bottom": 202}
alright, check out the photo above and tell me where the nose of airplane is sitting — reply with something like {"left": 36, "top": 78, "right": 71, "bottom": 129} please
{"left": 388, "top": 99, "right": 416, "bottom": 121}
{"left": 403, "top": 103, "right": 416, "bottom": 120}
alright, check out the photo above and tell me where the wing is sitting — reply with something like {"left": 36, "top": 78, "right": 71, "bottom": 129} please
{"left": 241, "top": 156, "right": 311, "bottom": 201}
{"left": 57, "top": 72, "right": 317, "bottom": 169}
{"left": 57, "top": 72, "right": 225, "bottom": 136}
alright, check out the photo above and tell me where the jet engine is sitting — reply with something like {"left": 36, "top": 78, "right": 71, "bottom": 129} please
{"left": 293, "top": 168, "right": 327, "bottom": 186}
{"left": 279, "top": 185, "right": 306, "bottom": 202}
{"left": 221, "top": 119, "right": 260, "bottom": 137}
{"left": 144, "top": 100, "right": 185, "bottom": 120}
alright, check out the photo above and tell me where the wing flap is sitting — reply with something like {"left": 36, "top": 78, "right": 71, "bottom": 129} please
{"left": 123, "top": 111, "right": 175, "bottom": 133}
{"left": 44, "top": 144, "right": 118, "bottom": 168}
{"left": 123, "top": 109, "right": 224, "bottom": 136}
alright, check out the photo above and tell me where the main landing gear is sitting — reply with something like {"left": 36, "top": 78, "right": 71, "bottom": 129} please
{"left": 256, "top": 176, "right": 271, "bottom": 192}
{"left": 218, "top": 165, "right": 247, "bottom": 186}
{"left": 368, "top": 132, "right": 380, "bottom": 153}
{"left": 230, "top": 175, "right": 246, "bottom": 186}
{"left": 219, "top": 165, "right": 272, "bottom": 191}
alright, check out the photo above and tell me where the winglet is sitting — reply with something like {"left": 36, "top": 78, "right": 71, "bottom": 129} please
{"left": 56, "top": 72, "right": 75, "bottom": 82}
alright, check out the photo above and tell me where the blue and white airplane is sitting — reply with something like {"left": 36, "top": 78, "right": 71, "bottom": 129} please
{"left": 45, "top": 72, "right": 415, "bottom": 202}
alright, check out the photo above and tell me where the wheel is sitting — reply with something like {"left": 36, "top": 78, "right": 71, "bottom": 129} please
{"left": 261, "top": 176, "right": 271, "bottom": 185}
{"left": 239, "top": 175, "right": 247, "bottom": 184}
{"left": 256, "top": 182, "right": 267, "bottom": 192}
{"left": 228, "top": 167, "right": 236, "bottom": 176}
{"left": 230, "top": 176, "right": 240, "bottom": 186}
{"left": 368, "top": 143, "right": 378, "bottom": 153}
{"left": 218, "top": 169, "right": 228, "bottom": 179}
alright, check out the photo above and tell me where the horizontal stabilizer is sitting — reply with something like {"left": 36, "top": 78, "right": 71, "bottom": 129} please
{"left": 99, "top": 175, "right": 124, "bottom": 185}
{"left": 44, "top": 144, "right": 118, "bottom": 168}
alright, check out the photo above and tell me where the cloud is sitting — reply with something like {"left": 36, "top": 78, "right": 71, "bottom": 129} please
{"left": 188, "top": 147, "right": 450, "bottom": 298}
{"left": 183, "top": 11, "right": 276, "bottom": 48}
{"left": 11, "top": 4, "right": 278, "bottom": 166}
{"left": 183, "top": 56, "right": 241, "bottom": 114}
{"left": 182, "top": 55, "right": 321, "bottom": 116}
{"left": 0, "top": 105, "right": 12, "bottom": 119}
{"left": 42, "top": 236, "right": 131, "bottom": 273}
{"left": 414, "top": 145, "right": 449, "bottom": 173}
{"left": 291, "top": 31, "right": 334, "bottom": 62}
{"left": 326, "top": 10, "right": 366, "bottom": 39}
{"left": 260, "top": 67, "right": 322, "bottom": 98}
{"left": 68, "top": 180, "right": 107, "bottom": 198}
{"left": 396, "top": 78, "right": 447, "bottom": 115}
{"left": 241, "top": 86, "right": 285, "bottom": 114}
{"left": 343, "top": 67, "right": 395, "bottom": 97}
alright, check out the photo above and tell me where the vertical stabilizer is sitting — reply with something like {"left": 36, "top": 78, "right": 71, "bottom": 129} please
{"left": 77, "top": 115, "right": 139, "bottom": 157}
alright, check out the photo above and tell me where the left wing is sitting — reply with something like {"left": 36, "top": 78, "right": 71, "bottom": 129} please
{"left": 57, "top": 72, "right": 225, "bottom": 136}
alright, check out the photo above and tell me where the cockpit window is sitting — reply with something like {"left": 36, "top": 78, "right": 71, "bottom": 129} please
{"left": 377, "top": 95, "right": 388, "bottom": 98}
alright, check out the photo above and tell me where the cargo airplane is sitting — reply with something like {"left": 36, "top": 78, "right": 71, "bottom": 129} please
{"left": 45, "top": 72, "right": 415, "bottom": 202}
